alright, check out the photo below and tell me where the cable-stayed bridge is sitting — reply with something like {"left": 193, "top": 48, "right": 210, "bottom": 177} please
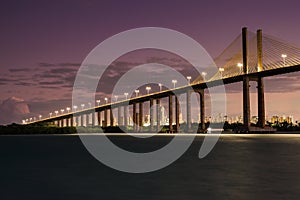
{"left": 26, "top": 27, "right": 300, "bottom": 133}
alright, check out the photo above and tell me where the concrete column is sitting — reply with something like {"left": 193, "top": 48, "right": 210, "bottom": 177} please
{"left": 257, "top": 77, "right": 265, "bottom": 128}
{"left": 150, "top": 99, "right": 154, "bottom": 132}
{"left": 133, "top": 103, "right": 137, "bottom": 132}
{"left": 110, "top": 108, "right": 114, "bottom": 127}
{"left": 242, "top": 27, "right": 250, "bottom": 128}
{"left": 66, "top": 117, "right": 69, "bottom": 127}
{"left": 86, "top": 114, "right": 90, "bottom": 127}
{"left": 186, "top": 90, "right": 192, "bottom": 132}
{"left": 97, "top": 111, "right": 101, "bottom": 127}
{"left": 70, "top": 116, "right": 74, "bottom": 127}
{"left": 139, "top": 102, "right": 143, "bottom": 132}
{"left": 124, "top": 106, "right": 128, "bottom": 129}
{"left": 81, "top": 115, "right": 84, "bottom": 127}
{"left": 75, "top": 116, "right": 79, "bottom": 127}
{"left": 156, "top": 99, "right": 161, "bottom": 132}
{"left": 199, "top": 90, "right": 205, "bottom": 131}
{"left": 118, "top": 106, "right": 122, "bottom": 126}
{"left": 175, "top": 96, "right": 180, "bottom": 133}
{"left": 104, "top": 109, "right": 108, "bottom": 127}
{"left": 169, "top": 95, "right": 173, "bottom": 132}
{"left": 243, "top": 77, "right": 251, "bottom": 128}
{"left": 91, "top": 112, "right": 95, "bottom": 127}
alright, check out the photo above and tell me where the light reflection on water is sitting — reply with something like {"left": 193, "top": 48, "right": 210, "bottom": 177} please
{"left": 1, "top": 134, "right": 300, "bottom": 199}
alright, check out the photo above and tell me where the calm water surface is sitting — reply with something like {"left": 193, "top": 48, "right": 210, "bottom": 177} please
{"left": 1, "top": 134, "right": 300, "bottom": 200}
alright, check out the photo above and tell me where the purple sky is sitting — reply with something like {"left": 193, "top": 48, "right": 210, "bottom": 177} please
{"left": 1, "top": 0, "right": 300, "bottom": 122}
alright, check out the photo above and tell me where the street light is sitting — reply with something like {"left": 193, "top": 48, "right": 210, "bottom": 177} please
{"left": 66, "top": 107, "right": 70, "bottom": 113}
{"left": 201, "top": 72, "right": 207, "bottom": 80}
{"left": 219, "top": 68, "right": 224, "bottom": 77}
{"left": 73, "top": 105, "right": 77, "bottom": 112}
{"left": 158, "top": 83, "right": 162, "bottom": 91}
{"left": 124, "top": 93, "right": 129, "bottom": 100}
{"left": 114, "top": 95, "right": 118, "bottom": 101}
{"left": 81, "top": 104, "right": 85, "bottom": 110}
{"left": 55, "top": 111, "right": 58, "bottom": 116}
{"left": 61, "top": 109, "right": 64, "bottom": 114}
{"left": 104, "top": 98, "right": 108, "bottom": 104}
{"left": 49, "top": 112, "right": 52, "bottom": 118}
{"left": 146, "top": 86, "right": 151, "bottom": 94}
{"left": 281, "top": 54, "right": 287, "bottom": 66}
{"left": 88, "top": 102, "right": 91, "bottom": 108}
{"left": 30, "top": 117, "right": 32, "bottom": 122}
{"left": 39, "top": 115, "right": 42, "bottom": 120}
{"left": 96, "top": 100, "right": 101, "bottom": 106}
{"left": 135, "top": 90, "right": 139, "bottom": 97}
{"left": 187, "top": 76, "right": 192, "bottom": 85}
{"left": 237, "top": 63, "right": 243, "bottom": 73}
{"left": 172, "top": 80, "right": 177, "bottom": 88}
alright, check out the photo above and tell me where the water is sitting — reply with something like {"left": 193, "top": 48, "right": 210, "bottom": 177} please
{"left": 1, "top": 134, "right": 300, "bottom": 200}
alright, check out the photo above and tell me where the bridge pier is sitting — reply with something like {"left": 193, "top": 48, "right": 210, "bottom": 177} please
{"left": 133, "top": 103, "right": 137, "bottom": 132}
{"left": 186, "top": 90, "right": 192, "bottom": 132}
{"left": 124, "top": 105, "right": 128, "bottom": 130}
{"left": 150, "top": 99, "right": 154, "bottom": 132}
{"left": 66, "top": 117, "right": 69, "bottom": 127}
{"left": 97, "top": 111, "right": 101, "bottom": 127}
{"left": 175, "top": 96, "right": 180, "bottom": 133}
{"left": 169, "top": 95, "right": 173, "bottom": 132}
{"left": 104, "top": 108, "right": 108, "bottom": 127}
{"left": 70, "top": 116, "right": 74, "bottom": 127}
{"left": 156, "top": 99, "right": 161, "bottom": 132}
{"left": 139, "top": 102, "right": 143, "bottom": 132}
{"left": 198, "top": 90, "right": 205, "bottom": 132}
{"left": 110, "top": 108, "right": 114, "bottom": 127}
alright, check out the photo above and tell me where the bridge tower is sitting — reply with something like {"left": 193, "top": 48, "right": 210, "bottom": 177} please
{"left": 242, "top": 27, "right": 251, "bottom": 128}
{"left": 242, "top": 27, "right": 266, "bottom": 130}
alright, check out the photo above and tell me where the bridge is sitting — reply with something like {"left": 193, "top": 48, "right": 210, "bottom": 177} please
{"left": 25, "top": 27, "right": 300, "bottom": 133}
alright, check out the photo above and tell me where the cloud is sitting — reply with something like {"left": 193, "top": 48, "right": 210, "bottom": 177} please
{"left": 39, "top": 81, "right": 64, "bottom": 85}
{"left": 9, "top": 68, "right": 31, "bottom": 72}
{"left": 38, "top": 62, "right": 81, "bottom": 67}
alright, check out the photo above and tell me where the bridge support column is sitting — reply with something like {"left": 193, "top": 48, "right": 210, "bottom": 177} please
{"left": 91, "top": 112, "right": 95, "bottom": 127}
{"left": 60, "top": 119, "right": 64, "bottom": 127}
{"left": 86, "top": 114, "right": 90, "bottom": 126}
{"left": 124, "top": 106, "right": 128, "bottom": 130}
{"left": 104, "top": 109, "right": 108, "bottom": 127}
{"left": 156, "top": 99, "right": 161, "bottom": 132}
{"left": 257, "top": 77, "right": 265, "bottom": 128}
{"left": 150, "top": 99, "right": 154, "bottom": 132}
{"left": 81, "top": 115, "right": 84, "bottom": 127}
{"left": 75, "top": 116, "right": 79, "bottom": 127}
{"left": 97, "top": 111, "right": 101, "bottom": 127}
{"left": 175, "top": 96, "right": 180, "bottom": 133}
{"left": 169, "top": 95, "right": 173, "bottom": 132}
{"left": 70, "top": 116, "right": 74, "bottom": 127}
{"left": 186, "top": 90, "right": 192, "bottom": 132}
{"left": 139, "top": 102, "right": 143, "bottom": 132}
{"left": 118, "top": 106, "right": 122, "bottom": 126}
{"left": 110, "top": 108, "right": 114, "bottom": 127}
{"left": 66, "top": 118, "right": 69, "bottom": 127}
{"left": 243, "top": 77, "right": 251, "bottom": 128}
{"left": 133, "top": 103, "right": 137, "bottom": 132}
{"left": 199, "top": 90, "right": 205, "bottom": 132}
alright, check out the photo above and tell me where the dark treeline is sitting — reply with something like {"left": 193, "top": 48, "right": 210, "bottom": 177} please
{"left": 0, "top": 121, "right": 300, "bottom": 135}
